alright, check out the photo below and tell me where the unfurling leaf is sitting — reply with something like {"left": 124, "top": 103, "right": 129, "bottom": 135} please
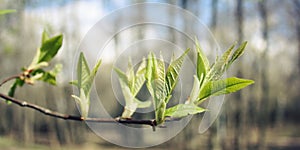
{"left": 187, "top": 75, "right": 201, "bottom": 104}
{"left": 205, "top": 43, "right": 235, "bottom": 81}
{"left": 146, "top": 53, "right": 167, "bottom": 123}
{"left": 114, "top": 58, "right": 150, "bottom": 118}
{"left": 198, "top": 77, "right": 254, "bottom": 104}
{"left": 41, "top": 30, "right": 50, "bottom": 44}
{"left": 165, "top": 48, "right": 190, "bottom": 99}
{"left": 146, "top": 50, "right": 189, "bottom": 125}
{"left": 195, "top": 39, "right": 209, "bottom": 86}
{"left": 77, "top": 52, "right": 91, "bottom": 96}
{"left": 71, "top": 52, "right": 102, "bottom": 118}
{"left": 205, "top": 42, "right": 247, "bottom": 82}
{"left": 71, "top": 88, "right": 89, "bottom": 118}
{"left": 226, "top": 41, "right": 247, "bottom": 69}
{"left": 165, "top": 103, "right": 206, "bottom": 118}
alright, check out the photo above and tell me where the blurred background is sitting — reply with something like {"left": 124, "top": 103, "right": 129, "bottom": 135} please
{"left": 0, "top": 0, "right": 300, "bottom": 149}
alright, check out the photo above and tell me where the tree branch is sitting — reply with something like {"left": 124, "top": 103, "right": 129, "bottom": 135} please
{"left": 0, "top": 74, "right": 21, "bottom": 87}
{"left": 0, "top": 92, "right": 160, "bottom": 131}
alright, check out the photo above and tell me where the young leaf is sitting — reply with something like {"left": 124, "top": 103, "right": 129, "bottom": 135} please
{"left": 146, "top": 53, "right": 154, "bottom": 96}
{"left": 72, "top": 88, "right": 89, "bottom": 118}
{"left": 127, "top": 59, "right": 135, "bottom": 91}
{"left": 165, "top": 103, "right": 206, "bottom": 118}
{"left": 198, "top": 77, "right": 254, "bottom": 103}
{"left": 195, "top": 39, "right": 209, "bottom": 86}
{"left": 41, "top": 30, "right": 50, "bottom": 44}
{"left": 226, "top": 41, "right": 247, "bottom": 69}
{"left": 165, "top": 48, "right": 190, "bottom": 98}
{"left": 119, "top": 79, "right": 137, "bottom": 118}
{"left": 114, "top": 58, "right": 150, "bottom": 118}
{"left": 86, "top": 58, "right": 102, "bottom": 93}
{"left": 155, "top": 54, "right": 166, "bottom": 102}
{"left": 28, "top": 48, "right": 43, "bottom": 69}
{"left": 156, "top": 96, "right": 168, "bottom": 125}
{"left": 38, "top": 34, "right": 63, "bottom": 63}
{"left": 205, "top": 43, "right": 236, "bottom": 81}
{"left": 132, "top": 58, "right": 146, "bottom": 96}
{"left": 71, "top": 53, "right": 102, "bottom": 118}
{"left": 146, "top": 53, "right": 168, "bottom": 124}
{"left": 146, "top": 50, "right": 191, "bottom": 124}
{"left": 31, "top": 64, "right": 62, "bottom": 85}
{"left": 146, "top": 52, "right": 166, "bottom": 107}
{"left": 77, "top": 52, "right": 91, "bottom": 96}
{"left": 114, "top": 67, "right": 129, "bottom": 86}
{"left": 187, "top": 75, "right": 201, "bottom": 104}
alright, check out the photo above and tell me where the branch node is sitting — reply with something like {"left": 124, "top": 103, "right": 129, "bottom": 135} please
{"left": 21, "top": 101, "right": 27, "bottom": 106}
{"left": 45, "top": 109, "right": 51, "bottom": 114}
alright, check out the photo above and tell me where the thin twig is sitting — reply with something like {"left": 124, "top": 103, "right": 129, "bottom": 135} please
{"left": 0, "top": 74, "right": 21, "bottom": 87}
{"left": 0, "top": 92, "right": 158, "bottom": 130}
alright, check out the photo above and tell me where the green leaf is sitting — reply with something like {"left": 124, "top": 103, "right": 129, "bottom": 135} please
{"left": 114, "top": 67, "right": 129, "bottom": 86}
{"left": 38, "top": 34, "right": 63, "bottom": 63}
{"left": 156, "top": 99, "right": 167, "bottom": 124}
{"left": 165, "top": 48, "right": 189, "bottom": 98}
{"left": 146, "top": 53, "right": 154, "bottom": 96}
{"left": 132, "top": 58, "right": 146, "bottom": 96}
{"left": 71, "top": 54, "right": 101, "bottom": 118}
{"left": 154, "top": 54, "right": 166, "bottom": 102}
{"left": 206, "top": 43, "right": 236, "bottom": 81}
{"left": 0, "top": 9, "right": 16, "bottom": 15}
{"left": 165, "top": 103, "right": 206, "bottom": 118}
{"left": 8, "top": 78, "right": 24, "bottom": 97}
{"left": 28, "top": 48, "right": 42, "bottom": 69}
{"left": 145, "top": 52, "right": 168, "bottom": 124}
{"left": 119, "top": 79, "right": 137, "bottom": 118}
{"left": 87, "top": 58, "right": 102, "bottom": 90}
{"left": 77, "top": 52, "right": 91, "bottom": 96}
{"left": 114, "top": 58, "right": 149, "bottom": 118}
{"left": 127, "top": 59, "right": 135, "bottom": 92}
{"left": 187, "top": 75, "right": 201, "bottom": 104}
{"left": 31, "top": 64, "right": 62, "bottom": 85}
{"left": 41, "top": 30, "right": 50, "bottom": 44}
{"left": 146, "top": 52, "right": 166, "bottom": 107}
{"left": 226, "top": 41, "right": 247, "bottom": 69}
{"left": 146, "top": 50, "right": 192, "bottom": 124}
{"left": 198, "top": 77, "right": 254, "bottom": 103}
{"left": 28, "top": 62, "right": 49, "bottom": 71}
{"left": 195, "top": 39, "right": 209, "bottom": 86}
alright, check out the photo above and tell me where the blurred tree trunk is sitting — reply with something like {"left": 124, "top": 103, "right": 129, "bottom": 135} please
{"left": 294, "top": 0, "right": 300, "bottom": 72}
{"left": 210, "top": 0, "right": 218, "bottom": 32}
{"left": 258, "top": 0, "right": 269, "bottom": 149}
{"left": 207, "top": 1, "right": 219, "bottom": 150}
{"left": 232, "top": 0, "right": 244, "bottom": 149}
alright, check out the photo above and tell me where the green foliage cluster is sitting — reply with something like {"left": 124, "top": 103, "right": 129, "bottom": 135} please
{"left": 111, "top": 40, "right": 254, "bottom": 125}
{"left": 2, "top": 9, "right": 253, "bottom": 125}
{"left": 8, "top": 31, "right": 63, "bottom": 97}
